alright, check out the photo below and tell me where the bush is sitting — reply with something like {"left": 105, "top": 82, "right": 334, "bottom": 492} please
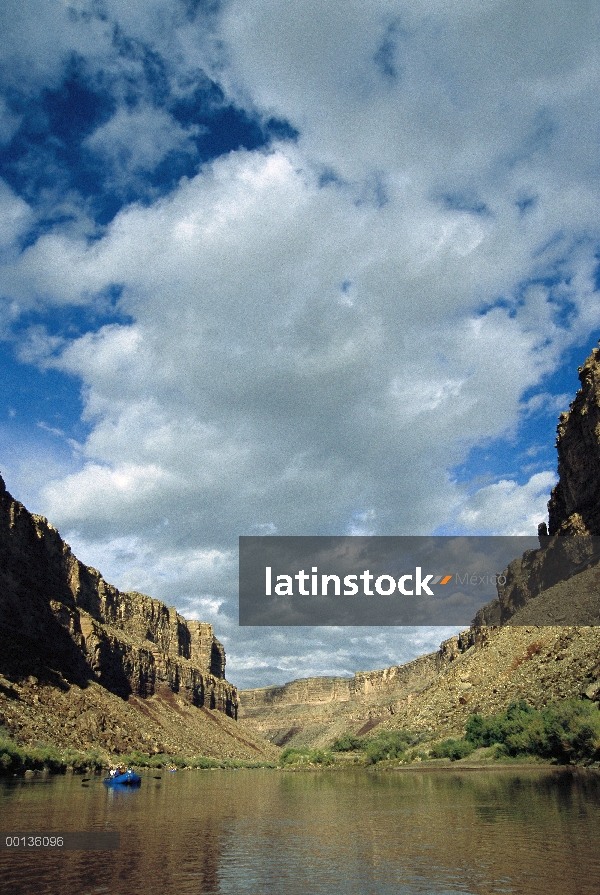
{"left": 280, "top": 747, "right": 307, "bottom": 765}
{"left": 309, "top": 749, "right": 334, "bottom": 766}
{"left": 190, "top": 755, "right": 221, "bottom": 769}
{"left": 541, "top": 700, "right": 600, "bottom": 763}
{"left": 430, "top": 739, "right": 474, "bottom": 761}
{"left": 331, "top": 733, "right": 363, "bottom": 752}
{"left": 280, "top": 747, "right": 334, "bottom": 767}
{"left": 464, "top": 699, "right": 600, "bottom": 764}
{"left": 362, "top": 730, "right": 414, "bottom": 765}
{"left": 0, "top": 735, "right": 81, "bottom": 775}
{"left": 0, "top": 736, "right": 25, "bottom": 774}
{"left": 465, "top": 699, "right": 535, "bottom": 749}
{"left": 120, "top": 749, "right": 150, "bottom": 768}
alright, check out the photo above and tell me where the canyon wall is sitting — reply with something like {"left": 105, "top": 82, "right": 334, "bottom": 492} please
{"left": 548, "top": 345, "right": 600, "bottom": 536}
{"left": 239, "top": 616, "right": 600, "bottom": 750}
{"left": 474, "top": 344, "right": 600, "bottom": 627}
{"left": 240, "top": 648, "right": 454, "bottom": 711}
{"left": 0, "top": 473, "right": 236, "bottom": 718}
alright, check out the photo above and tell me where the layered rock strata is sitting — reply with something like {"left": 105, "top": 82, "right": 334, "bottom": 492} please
{"left": 240, "top": 618, "right": 600, "bottom": 749}
{"left": 238, "top": 640, "right": 471, "bottom": 747}
{"left": 548, "top": 345, "right": 600, "bottom": 536}
{"left": 0, "top": 474, "right": 243, "bottom": 751}
{"left": 474, "top": 343, "right": 600, "bottom": 626}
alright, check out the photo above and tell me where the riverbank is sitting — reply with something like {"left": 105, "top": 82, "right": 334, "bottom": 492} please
{"left": 4, "top": 694, "right": 600, "bottom": 776}
{"left": 0, "top": 731, "right": 278, "bottom": 777}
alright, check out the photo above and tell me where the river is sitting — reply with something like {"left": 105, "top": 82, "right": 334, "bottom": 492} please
{"left": 1, "top": 767, "right": 599, "bottom": 895}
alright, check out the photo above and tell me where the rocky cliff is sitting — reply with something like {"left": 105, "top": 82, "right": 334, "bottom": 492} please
{"left": 241, "top": 655, "right": 444, "bottom": 711}
{"left": 549, "top": 345, "right": 600, "bottom": 536}
{"left": 474, "top": 344, "right": 600, "bottom": 627}
{"left": 240, "top": 620, "right": 600, "bottom": 750}
{"left": 0, "top": 474, "right": 276, "bottom": 760}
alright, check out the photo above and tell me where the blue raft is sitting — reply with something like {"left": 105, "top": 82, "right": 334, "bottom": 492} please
{"left": 103, "top": 770, "right": 141, "bottom": 786}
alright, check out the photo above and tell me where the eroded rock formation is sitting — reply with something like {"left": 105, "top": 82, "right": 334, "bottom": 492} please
{"left": 548, "top": 345, "right": 600, "bottom": 536}
{"left": 473, "top": 344, "right": 600, "bottom": 626}
{"left": 0, "top": 474, "right": 236, "bottom": 718}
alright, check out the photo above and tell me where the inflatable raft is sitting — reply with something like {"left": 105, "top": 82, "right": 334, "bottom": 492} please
{"left": 103, "top": 770, "right": 141, "bottom": 786}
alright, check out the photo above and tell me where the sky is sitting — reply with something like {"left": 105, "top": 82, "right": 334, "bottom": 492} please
{"left": 1, "top": 0, "right": 599, "bottom": 689}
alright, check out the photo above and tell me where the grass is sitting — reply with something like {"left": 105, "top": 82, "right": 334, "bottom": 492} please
{"left": 118, "top": 750, "right": 278, "bottom": 770}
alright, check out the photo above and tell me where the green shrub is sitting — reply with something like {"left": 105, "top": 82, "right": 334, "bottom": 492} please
{"left": 190, "top": 755, "right": 221, "bottom": 769}
{"left": 148, "top": 753, "right": 171, "bottom": 769}
{"left": 308, "top": 749, "right": 334, "bottom": 766}
{"left": 280, "top": 746, "right": 308, "bottom": 765}
{"left": 120, "top": 749, "right": 150, "bottom": 768}
{"left": 464, "top": 699, "right": 600, "bottom": 764}
{"left": 0, "top": 737, "right": 24, "bottom": 774}
{"left": 280, "top": 747, "right": 334, "bottom": 766}
{"left": 430, "top": 739, "right": 474, "bottom": 761}
{"left": 0, "top": 735, "right": 70, "bottom": 775}
{"left": 331, "top": 733, "right": 363, "bottom": 752}
{"left": 541, "top": 700, "right": 600, "bottom": 763}
{"left": 362, "top": 730, "right": 414, "bottom": 764}
{"left": 30, "top": 744, "right": 64, "bottom": 773}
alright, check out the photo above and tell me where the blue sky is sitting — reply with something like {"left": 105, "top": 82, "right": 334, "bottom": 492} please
{"left": 1, "top": 0, "right": 599, "bottom": 688}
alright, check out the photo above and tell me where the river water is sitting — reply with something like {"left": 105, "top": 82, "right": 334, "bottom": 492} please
{"left": 1, "top": 767, "right": 599, "bottom": 895}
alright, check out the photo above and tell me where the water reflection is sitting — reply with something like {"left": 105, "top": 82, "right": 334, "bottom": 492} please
{"left": 1, "top": 768, "right": 599, "bottom": 895}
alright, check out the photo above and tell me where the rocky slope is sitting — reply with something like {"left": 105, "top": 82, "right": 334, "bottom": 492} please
{"left": 374, "top": 624, "right": 600, "bottom": 740}
{"left": 240, "top": 623, "right": 600, "bottom": 749}
{"left": 0, "top": 474, "right": 276, "bottom": 760}
{"left": 239, "top": 644, "right": 461, "bottom": 747}
{"left": 240, "top": 341, "right": 600, "bottom": 748}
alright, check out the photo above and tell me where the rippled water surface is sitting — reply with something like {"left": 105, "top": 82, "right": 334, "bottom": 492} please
{"left": 1, "top": 767, "right": 600, "bottom": 895}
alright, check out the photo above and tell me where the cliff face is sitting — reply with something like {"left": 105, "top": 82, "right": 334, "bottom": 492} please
{"left": 548, "top": 345, "right": 600, "bottom": 536}
{"left": 240, "top": 621, "right": 600, "bottom": 749}
{"left": 0, "top": 473, "right": 239, "bottom": 731}
{"left": 472, "top": 344, "right": 600, "bottom": 627}
{"left": 0, "top": 477, "right": 234, "bottom": 715}
{"left": 241, "top": 651, "right": 450, "bottom": 712}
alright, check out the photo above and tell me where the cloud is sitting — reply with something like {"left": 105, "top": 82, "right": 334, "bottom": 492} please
{"left": 83, "top": 104, "right": 204, "bottom": 185}
{"left": 217, "top": 0, "right": 600, "bottom": 192}
{"left": 0, "top": 0, "right": 216, "bottom": 94}
{"left": 0, "top": 179, "right": 34, "bottom": 252}
{"left": 453, "top": 471, "right": 557, "bottom": 535}
{"left": 0, "top": 98, "right": 21, "bottom": 145}
{"left": 523, "top": 392, "right": 571, "bottom": 417}
{"left": 0, "top": 1, "right": 599, "bottom": 685}
{"left": 22, "top": 147, "right": 578, "bottom": 545}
